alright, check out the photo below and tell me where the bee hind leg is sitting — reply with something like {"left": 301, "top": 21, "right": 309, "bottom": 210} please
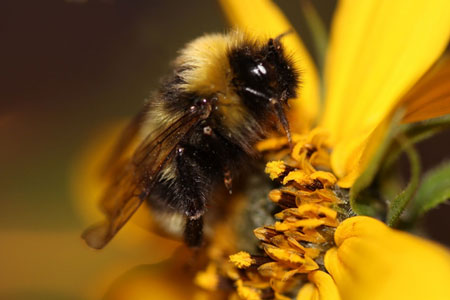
{"left": 174, "top": 145, "right": 213, "bottom": 247}
{"left": 184, "top": 216, "right": 203, "bottom": 247}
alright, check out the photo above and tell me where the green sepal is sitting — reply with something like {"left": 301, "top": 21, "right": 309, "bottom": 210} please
{"left": 386, "top": 136, "right": 421, "bottom": 227}
{"left": 380, "top": 115, "right": 450, "bottom": 173}
{"left": 409, "top": 162, "right": 450, "bottom": 221}
{"left": 381, "top": 115, "right": 450, "bottom": 225}
{"left": 350, "top": 114, "right": 450, "bottom": 218}
{"left": 403, "top": 114, "right": 450, "bottom": 145}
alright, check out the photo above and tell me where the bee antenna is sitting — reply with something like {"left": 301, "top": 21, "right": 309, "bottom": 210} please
{"left": 274, "top": 29, "right": 294, "bottom": 43}
{"left": 267, "top": 29, "right": 294, "bottom": 58}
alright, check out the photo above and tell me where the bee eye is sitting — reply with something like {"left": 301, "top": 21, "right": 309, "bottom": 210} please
{"left": 250, "top": 63, "right": 267, "bottom": 79}
{"left": 230, "top": 53, "right": 277, "bottom": 100}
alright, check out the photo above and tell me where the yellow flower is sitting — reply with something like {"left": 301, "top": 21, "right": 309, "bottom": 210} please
{"left": 325, "top": 216, "right": 450, "bottom": 300}
{"left": 220, "top": 0, "right": 450, "bottom": 299}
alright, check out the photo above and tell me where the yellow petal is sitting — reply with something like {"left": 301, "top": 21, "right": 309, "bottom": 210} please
{"left": 194, "top": 263, "right": 219, "bottom": 291}
{"left": 236, "top": 279, "right": 262, "bottom": 300}
{"left": 258, "top": 262, "right": 289, "bottom": 280}
{"left": 310, "top": 171, "right": 337, "bottom": 187}
{"left": 322, "top": 0, "right": 450, "bottom": 185}
{"left": 325, "top": 216, "right": 450, "bottom": 300}
{"left": 104, "top": 258, "right": 196, "bottom": 300}
{"left": 401, "top": 55, "right": 450, "bottom": 123}
{"left": 263, "top": 244, "right": 306, "bottom": 265}
{"left": 283, "top": 170, "right": 310, "bottom": 185}
{"left": 332, "top": 113, "right": 391, "bottom": 188}
{"left": 275, "top": 219, "right": 325, "bottom": 231}
{"left": 219, "top": 0, "right": 321, "bottom": 132}
{"left": 297, "top": 283, "right": 317, "bottom": 300}
{"left": 296, "top": 271, "right": 341, "bottom": 300}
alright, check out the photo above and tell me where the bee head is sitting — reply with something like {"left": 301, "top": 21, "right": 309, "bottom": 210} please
{"left": 229, "top": 34, "right": 300, "bottom": 144}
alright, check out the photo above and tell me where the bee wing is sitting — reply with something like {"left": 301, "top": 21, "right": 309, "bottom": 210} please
{"left": 82, "top": 109, "right": 202, "bottom": 249}
{"left": 100, "top": 103, "right": 150, "bottom": 179}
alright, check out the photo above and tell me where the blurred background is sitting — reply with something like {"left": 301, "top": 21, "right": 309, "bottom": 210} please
{"left": 1, "top": 1, "right": 449, "bottom": 299}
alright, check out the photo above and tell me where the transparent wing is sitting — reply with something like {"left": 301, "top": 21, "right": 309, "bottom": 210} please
{"left": 100, "top": 103, "right": 150, "bottom": 179}
{"left": 82, "top": 109, "right": 201, "bottom": 249}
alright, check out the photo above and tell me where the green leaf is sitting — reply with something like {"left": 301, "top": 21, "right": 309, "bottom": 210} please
{"left": 410, "top": 162, "right": 450, "bottom": 220}
{"left": 386, "top": 137, "right": 421, "bottom": 227}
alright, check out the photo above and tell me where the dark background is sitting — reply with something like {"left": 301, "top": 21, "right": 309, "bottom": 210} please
{"left": 0, "top": 1, "right": 448, "bottom": 299}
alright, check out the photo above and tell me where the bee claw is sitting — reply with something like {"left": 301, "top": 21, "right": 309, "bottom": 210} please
{"left": 223, "top": 169, "right": 233, "bottom": 194}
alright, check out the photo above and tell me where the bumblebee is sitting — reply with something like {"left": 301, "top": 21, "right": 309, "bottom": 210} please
{"left": 82, "top": 30, "right": 299, "bottom": 248}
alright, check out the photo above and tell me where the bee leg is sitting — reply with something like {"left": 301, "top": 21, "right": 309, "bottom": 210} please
{"left": 223, "top": 168, "right": 233, "bottom": 194}
{"left": 174, "top": 145, "right": 212, "bottom": 247}
{"left": 184, "top": 216, "right": 203, "bottom": 247}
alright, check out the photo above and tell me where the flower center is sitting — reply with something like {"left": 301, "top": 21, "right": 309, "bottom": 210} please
{"left": 195, "top": 128, "right": 351, "bottom": 299}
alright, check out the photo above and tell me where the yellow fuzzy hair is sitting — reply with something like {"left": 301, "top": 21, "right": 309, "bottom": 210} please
{"left": 174, "top": 31, "right": 264, "bottom": 132}
{"left": 175, "top": 30, "right": 247, "bottom": 95}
